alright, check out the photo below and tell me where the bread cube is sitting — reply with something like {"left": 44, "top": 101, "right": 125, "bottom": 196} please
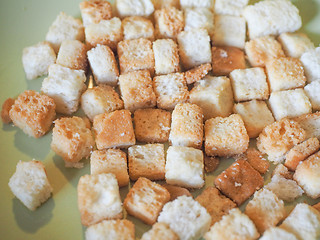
{"left": 124, "top": 177, "right": 170, "bottom": 225}
{"left": 185, "top": 63, "right": 212, "bottom": 85}
{"left": 1, "top": 98, "right": 15, "bottom": 124}
{"left": 133, "top": 108, "right": 171, "bottom": 143}
{"left": 46, "top": 12, "right": 84, "bottom": 53}
{"left": 189, "top": 76, "right": 234, "bottom": 120}
{"left": 41, "top": 64, "right": 86, "bottom": 115}
{"left": 233, "top": 100, "right": 275, "bottom": 138}
{"left": 305, "top": 81, "right": 320, "bottom": 111}
{"left": 165, "top": 146, "right": 204, "bottom": 188}
{"left": 238, "top": 148, "right": 270, "bottom": 175}
{"left": 79, "top": 0, "right": 112, "bottom": 27}
{"left": 245, "top": 36, "right": 285, "bottom": 67}
{"left": 169, "top": 103, "right": 203, "bottom": 149}
{"left": 116, "top": 0, "right": 154, "bottom": 18}
{"left": 205, "top": 114, "right": 249, "bottom": 157}
{"left": 213, "top": 15, "right": 246, "bottom": 49}
{"left": 151, "top": 0, "right": 179, "bottom": 10}
{"left": 162, "top": 184, "right": 192, "bottom": 201}
{"left": 90, "top": 149, "right": 129, "bottom": 187}
{"left": 93, "top": 110, "right": 135, "bottom": 149}
{"left": 9, "top": 90, "right": 56, "bottom": 138}
{"left": 204, "top": 155, "right": 220, "bottom": 173}
{"left": 122, "top": 16, "right": 154, "bottom": 41}
{"left": 243, "top": 0, "right": 302, "bottom": 39}
{"left": 300, "top": 47, "right": 320, "bottom": 83}
{"left": 180, "top": 0, "right": 213, "bottom": 9}
{"left": 8, "top": 160, "right": 52, "bottom": 211}
{"left": 260, "top": 227, "right": 298, "bottom": 240}
{"left": 214, "top": 0, "right": 249, "bottom": 16}
{"left": 272, "top": 164, "right": 293, "bottom": 179}
{"left": 177, "top": 28, "right": 212, "bottom": 70}
{"left": 153, "top": 72, "right": 189, "bottom": 110}
{"left": 128, "top": 144, "right": 166, "bottom": 180}
{"left": 22, "top": 41, "right": 56, "bottom": 80}
{"left": 158, "top": 196, "right": 211, "bottom": 240}
{"left": 294, "top": 112, "right": 320, "bottom": 140}
{"left": 141, "top": 222, "right": 179, "bottom": 240}
{"left": 153, "top": 39, "right": 180, "bottom": 75}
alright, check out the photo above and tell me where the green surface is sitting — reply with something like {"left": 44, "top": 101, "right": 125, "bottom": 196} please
{"left": 0, "top": 0, "right": 319, "bottom": 240}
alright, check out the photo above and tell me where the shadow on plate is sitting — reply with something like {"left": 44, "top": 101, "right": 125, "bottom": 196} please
{"left": 2, "top": 123, "right": 16, "bottom": 132}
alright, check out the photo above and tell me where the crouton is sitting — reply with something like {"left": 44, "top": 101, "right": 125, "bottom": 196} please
{"left": 300, "top": 47, "right": 320, "bottom": 83}
{"left": 141, "top": 222, "right": 179, "bottom": 240}
{"left": 278, "top": 32, "right": 314, "bottom": 58}
{"left": 185, "top": 63, "right": 212, "bottom": 85}
{"left": 116, "top": 0, "right": 154, "bottom": 18}
{"left": 79, "top": 0, "right": 113, "bottom": 27}
{"left": 305, "top": 81, "right": 320, "bottom": 111}
{"left": 1, "top": 98, "right": 15, "bottom": 124}
{"left": 122, "top": 16, "right": 154, "bottom": 40}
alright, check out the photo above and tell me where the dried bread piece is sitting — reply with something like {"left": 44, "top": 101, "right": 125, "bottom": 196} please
{"left": 162, "top": 184, "right": 192, "bottom": 201}
{"left": 260, "top": 227, "right": 298, "bottom": 240}
{"left": 305, "top": 81, "right": 320, "bottom": 111}
{"left": 151, "top": 0, "right": 179, "bottom": 9}
{"left": 122, "top": 16, "right": 154, "bottom": 41}
{"left": 116, "top": 0, "right": 154, "bottom": 18}
{"left": 185, "top": 63, "right": 212, "bottom": 85}
{"left": 79, "top": 0, "right": 113, "bottom": 27}
{"left": 180, "top": 0, "right": 213, "bottom": 9}
{"left": 1, "top": 98, "right": 14, "bottom": 124}
{"left": 238, "top": 148, "right": 269, "bottom": 175}
{"left": 300, "top": 47, "right": 320, "bottom": 83}
{"left": 141, "top": 222, "right": 179, "bottom": 240}
{"left": 214, "top": 0, "right": 249, "bottom": 16}
{"left": 294, "top": 112, "right": 320, "bottom": 140}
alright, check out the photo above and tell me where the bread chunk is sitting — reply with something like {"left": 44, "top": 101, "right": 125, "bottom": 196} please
{"left": 294, "top": 112, "right": 320, "bottom": 140}
{"left": 272, "top": 163, "right": 294, "bottom": 179}
{"left": 313, "top": 202, "right": 320, "bottom": 212}
{"left": 79, "top": 0, "right": 112, "bottom": 27}
{"left": 116, "top": 0, "right": 154, "bottom": 18}
{"left": 214, "top": 0, "right": 249, "bottom": 16}
{"left": 305, "top": 81, "right": 320, "bottom": 111}
{"left": 122, "top": 16, "right": 154, "bottom": 41}
{"left": 1, "top": 98, "right": 15, "bottom": 123}
{"left": 151, "top": 0, "right": 179, "bottom": 9}
{"left": 260, "top": 227, "right": 298, "bottom": 240}
{"left": 141, "top": 222, "right": 179, "bottom": 240}
{"left": 278, "top": 32, "right": 314, "bottom": 58}
{"left": 180, "top": 0, "right": 213, "bottom": 9}
{"left": 204, "top": 155, "right": 220, "bottom": 173}
{"left": 300, "top": 47, "right": 320, "bottom": 83}
{"left": 185, "top": 63, "right": 211, "bottom": 85}
{"left": 162, "top": 184, "right": 192, "bottom": 201}
{"left": 238, "top": 148, "right": 270, "bottom": 174}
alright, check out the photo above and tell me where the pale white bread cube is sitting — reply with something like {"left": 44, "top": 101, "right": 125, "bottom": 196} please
{"left": 180, "top": 0, "right": 213, "bottom": 9}
{"left": 8, "top": 160, "right": 52, "bottom": 211}
{"left": 189, "top": 75, "right": 234, "bottom": 120}
{"left": 214, "top": 0, "right": 249, "bottom": 16}
{"left": 151, "top": 0, "right": 180, "bottom": 10}
{"left": 243, "top": 0, "right": 302, "bottom": 39}
{"left": 141, "top": 222, "right": 179, "bottom": 240}
{"left": 165, "top": 146, "right": 204, "bottom": 188}
{"left": 116, "top": 0, "right": 154, "bottom": 18}
{"left": 79, "top": 0, "right": 113, "bottom": 27}
{"left": 305, "top": 81, "right": 320, "bottom": 111}
{"left": 122, "top": 16, "right": 154, "bottom": 40}
{"left": 272, "top": 163, "right": 293, "bottom": 179}
{"left": 268, "top": 89, "right": 312, "bottom": 121}
{"left": 177, "top": 28, "right": 212, "bottom": 70}
{"left": 213, "top": 15, "right": 246, "bottom": 49}
{"left": 158, "top": 195, "right": 211, "bottom": 240}
{"left": 280, "top": 203, "right": 320, "bottom": 240}
{"left": 300, "top": 47, "right": 320, "bottom": 83}
{"left": 22, "top": 41, "right": 56, "bottom": 80}
{"left": 260, "top": 227, "right": 298, "bottom": 240}
{"left": 41, "top": 64, "right": 86, "bottom": 115}
{"left": 294, "top": 112, "right": 320, "bottom": 140}
{"left": 45, "top": 12, "right": 84, "bottom": 53}
{"left": 204, "top": 208, "right": 259, "bottom": 240}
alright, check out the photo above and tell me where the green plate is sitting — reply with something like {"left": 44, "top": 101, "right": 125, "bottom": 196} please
{"left": 0, "top": 0, "right": 319, "bottom": 239}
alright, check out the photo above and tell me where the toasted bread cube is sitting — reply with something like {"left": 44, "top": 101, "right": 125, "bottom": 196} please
{"left": 124, "top": 177, "right": 170, "bottom": 225}
{"left": 300, "top": 47, "right": 320, "bottom": 83}
{"left": 152, "top": 0, "right": 180, "bottom": 9}
{"left": 133, "top": 108, "right": 171, "bottom": 143}
{"left": 239, "top": 148, "right": 270, "bottom": 174}
{"left": 245, "top": 36, "right": 285, "bottom": 67}
{"left": 162, "top": 184, "right": 192, "bottom": 201}
{"left": 153, "top": 39, "right": 180, "bottom": 75}
{"left": 189, "top": 76, "right": 234, "bottom": 120}
{"left": 213, "top": 15, "right": 246, "bottom": 49}
{"left": 243, "top": 0, "right": 301, "bottom": 39}
{"left": 204, "top": 155, "right": 220, "bottom": 173}
{"left": 85, "top": 17, "right": 123, "bottom": 51}
{"left": 185, "top": 63, "right": 212, "bottom": 85}
{"left": 22, "top": 41, "right": 56, "bottom": 80}
{"left": 260, "top": 227, "right": 298, "bottom": 240}
{"left": 41, "top": 64, "right": 86, "bottom": 115}
{"left": 233, "top": 100, "right": 275, "bottom": 138}
{"left": 8, "top": 160, "right": 52, "bottom": 211}
{"left": 116, "top": 0, "right": 154, "bottom": 18}
{"left": 79, "top": 0, "right": 112, "bottom": 27}
{"left": 165, "top": 146, "right": 204, "bottom": 188}
{"left": 46, "top": 12, "right": 84, "bottom": 53}
{"left": 180, "top": 0, "right": 213, "bottom": 9}
{"left": 169, "top": 103, "right": 203, "bottom": 149}
{"left": 141, "top": 222, "right": 179, "bottom": 240}
{"left": 214, "top": 0, "right": 249, "bottom": 16}
{"left": 122, "top": 16, "right": 154, "bottom": 41}
{"left": 205, "top": 114, "right": 249, "bottom": 157}
{"left": 272, "top": 163, "right": 293, "bottom": 179}
{"left": 177, "top": 28, "right": 212, "bottom": 70}
{"left": 1, "top": 98, "right": 15, "bottom": 124}
{"left": 153, "top": 72, "right": 189, "bottom": 110}
{"left": 93, "top": 110, "right": 135, "bottom": 149}
{"left": 294, "top": 112, "right": 320, "bottom": 140}
{"left": 90, "top": 149, "right": 129, "bottom": 187}
{"left": 196, "top": 187, "right": 236, "bottom": 226}
{"left": 305, "top": 81, "right": 320, "bottom": 111}
{"left": 158, "top": 196, "right": 211, "bottom": 240}
{"left": 128, "top": 144, "right": 165, "bottom": 181}
{"left": 9, "top": 90, "right": 56, "bottom": 138}
{"left": 313, "top": 202, "right": 320, "bottom": 212}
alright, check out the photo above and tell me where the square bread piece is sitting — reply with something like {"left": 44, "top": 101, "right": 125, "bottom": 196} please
{"left": 93, "top": 110, "right": 135, "bottom": 149}
{"left": 116, "top": 0, "right": 154, "bottom": 18}
{"left": 85, "top": 219, "right": 135, "bottom": 240}
{"left": 133, "top": 108, "right": 171, "bottom": 143}
{"left": 122, "top": 16, "right": 154, "bottom": 41}
{"left": 230, "top": 67, "right": 269, "bottom": 102}
{"left": 162, "top": 184, "right": 192, "bottom": 201}
{"left": 294, "top": 112, "right": 320, "bottom": 140}
{"left": 189, "top": 76, "right": 234, "bottom": 120}
{"left": 78, "top": 173, "right": 123, "bottom": 226}
{"left": 213, "top": 15, "right": 246, "bottom": 49}
{"left": 211, "top": 46, "right": 245, "bottom": 76}
{"left": 9, "top": 90, "right": 56, "bottom": 138}
{"left": 119, "top": 70, "right": 156, "bottom": 112}
{"left": 153, "top": 39, "right": 180, "bottom": 75}
{"left": 214, "top": 159, "right": 264, "bottom": 206}
{"left": 87, "top": 44, "right": 119, "bottom": 86}
{"left": 128, "top": 144, "right": 166, "bottom": 181}
{"left": 243, "top": 0, "right": 301, "bottom": 39}
{"left": 268, "top": 89, "right": 312, "bottom": 121}
{"left": 8, "top": 160, "right": 53, "bottom": 211}
{"left": 158, "top": 196, "right": 211, "bottom": 240}
{"left": 260, "top": 227, "right": 298, "bottom": 240}
{"left": 180, "top": 0, "right": 213, "bottom": 9}
{"left": 124, "top": 177, "right": 170, "bottom": 225}
{"left": 214, "top": 0, "right": 249, "bottom": 16}
{"left": 154, "top": 7, "right": 184, "bottom": 40}
{"left": 151, "top": 0, "right": 180, "bottom": 10}
{"left": 153, "top": 72, "right": 189, "bottom": 110}
{"left": 204, "top": 208, "right": 259, "bottom": 240}
{"left": 169, "top": 103, "right": 203, "bottom": 149}
{"left": 300, "top": 47, "right": 320, "bottom": 83}
{"left": 79, "top": 0, "right": 112, "bottom": 27}
{"left": 81, "top": 85, "right": 124, "bottom": 121}
{"left": 22, "top": 41, "right": 56, "bottom": 80}
{"left": 205, "top": 114, "right": 249, "bottom": 157}
{"left": 233, "top": 100, "right": 275, "bottom": 138}
{"left": 196, "top": 187, "right": 236, "bottom": 226}
{"left": 45, "top": 12, "right": 84, "bottom": 53}
{"left": 305, "top": 81, "right": 320, "bottom": 111}
{"left": 1, "top": 97, "right": 15, "bottom": 124}
{"left": 177, "top": 28, "right": 212, "bottom": 70}
{"left": 41, "top": 64, "right": 86, "bottom": 115}
{"left": 117, "top": 38, "right": 155, "bottom": 74}
{"left": 278, "top": 32, "right": 315, "bottom": 58}
{"left": 90, "top": 149, "right": 129, "bottom": 187}
{"left": 141, "top": 222, "right": 179, "bottom": 240}
{"left": 240, "top": 148, "right": 270, "bottom": 174}
{"left": 185, "top": 63, "right": 212, "bottom": 85}
{"left": 245, "top": 36, "right": 285, "bottom": 67}
{"left": 165, "top": 146, "right": 204, "bottom": 188}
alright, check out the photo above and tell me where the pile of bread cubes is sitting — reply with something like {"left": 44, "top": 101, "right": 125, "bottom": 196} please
{"left": 2, "top": 0, "right": 320, "bottom": 239}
